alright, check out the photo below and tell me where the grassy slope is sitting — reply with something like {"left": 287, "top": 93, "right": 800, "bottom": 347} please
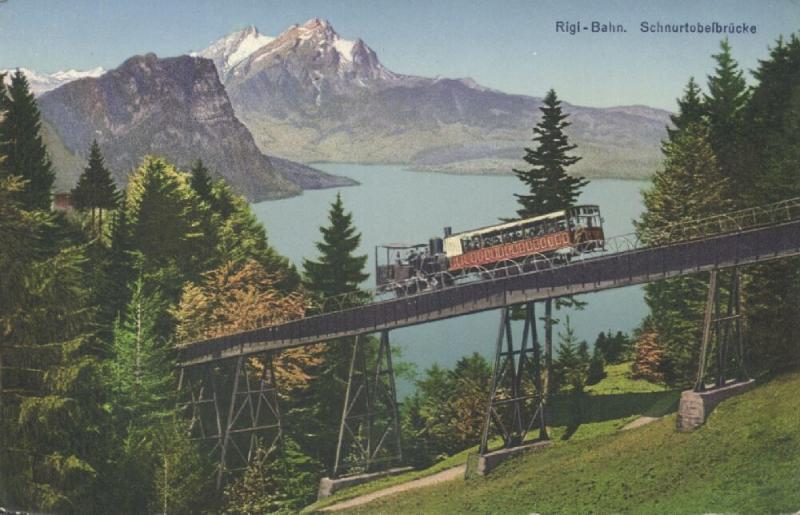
{"left": 342, "top": 370, "right": 800, "bottom": 514}
{"left": 305, "top": 364, "right": 680, "bottom": 512}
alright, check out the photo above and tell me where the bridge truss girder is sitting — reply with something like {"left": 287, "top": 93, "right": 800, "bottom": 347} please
{"left": 333, "top": 331, "right": 403, "bottom": 478}
{"left": 177, "top": 353, "right": 283, "bottom": 489}
{"left": 480, "top": 302, "right": 548, "bottom": 455}
{"left": 695, "top": 267, "right": 747, "bottom": 392}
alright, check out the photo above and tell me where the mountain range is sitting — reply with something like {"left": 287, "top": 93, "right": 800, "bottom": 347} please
{"left": 12, "top": 17, "right": 672, "bottom": 201}
{"left": 34, "top": 54, "right": 355, "bottom": 201}
{"left": 1, "top": 67, "right": 106, "bottom": 95}
{"left": 198, "top": 18, "right": 671, "bottom": 178}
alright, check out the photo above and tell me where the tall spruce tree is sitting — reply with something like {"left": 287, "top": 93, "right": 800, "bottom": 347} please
{"left": 667, "top": 77, "right": 704, "bottom": 140}
{"left": 0, "top": 70, "right": 55, "bottom": 210}
{"left": 513, "top": 88, "right": 587, "bottom": 218}
{"left": 0, "top": 179, "right": 112, "bottom": 511}
{"left": 299, "top": 193, "right": 370, "bottom": 471}
{"left": 189, "top": 159, "right": 214, "bottom": 204}
{"left": 71, "top": 140, "right": 119, "bottom": 234}
{"left": 303, "top": 192, "right": 369, "bottom": 301}
{"left": 125, "top": 156, "right": 213, "bottom": 289}
{"left": 512, "top": 89, "right": 587, "bottom": 347}
{"left": 636, "top": 121, "right": 729, "bottom": 384}
{"left": 705, "top": 39, "right": 750, "bottom": 198}
{"left": 739, "top": 34, "right": 800, "bottom": 372}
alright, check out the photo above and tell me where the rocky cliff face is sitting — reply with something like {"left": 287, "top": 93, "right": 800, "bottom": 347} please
{"left": 38, "top": 53, "right": 354, "bottom": 200}
{"left": 204, "top": 18, "right": 670, "bottom": 178}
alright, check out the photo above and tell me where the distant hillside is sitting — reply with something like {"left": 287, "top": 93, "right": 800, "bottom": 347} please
{"left": 200, "top": 19, "right": 671, "bottom": 179}
{"left": 335, "top": 371, "right": 800, "bottom": 513}
{"left": 36, "top": 53, "right": 355, "bottom": 200}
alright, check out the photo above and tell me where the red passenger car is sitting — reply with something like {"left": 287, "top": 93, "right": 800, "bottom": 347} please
{"left": 375, "top": 205, "right": 604, "bottom": 291}
{"left": 444, "top": 205, "right": 604, "bottom": 271}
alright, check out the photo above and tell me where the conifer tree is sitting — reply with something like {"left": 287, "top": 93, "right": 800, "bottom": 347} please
{"left": 71, "top": 140, "right": 119, "bottom": 234}
{"left": 189, "top": 159, "right": 214, "bottom": 204}
{"left": 667, "top": 77, "right": 704, "bottom": 140}
{"left": 105, "top": 206, "right": 135, "bottom": 318}
{"left": 552, "top": 317, "right": 588, "bottom": 393}
{"left": 705, "top": 39, "right": 750, "bottom": 196}
{"left": 222, "top": 438, "right": 321, "bottom": 513}
{"left": 299, "top": 193, "right": 370, "bottom": 471}
{"left": 739, "top": 34, "right": 800, "bottom": 372}
{"left": 125, "top": 156, "right": 212, "bottom": 288}
{"left": 512, "top": 89, "right": 587, "bottom": 346}
{"left": 110, "top": 275, "right": 173, "bottom": 425}
{"left": 303, "top": 192, "right": 369, "bottom": 302}
{"left": 513, "top": 88, "right": 587, "bottom": 219}
{"left": 586, "top": 346, "right": 606, "bottom": 385}
{"left": 0, "top": 70, "right": 55, "bottom": 210}
{"left": 0, "top": 182, "right": 112, "bottom": 511}
{"left": 637, "top": 123, "right": 729, "bottom": 238}
{"left": 636, "top": 121, "right": 729, "bottom": 384}
{"left": 211, "top": 179, "right": 299, "bottom": 290}
{"left": 108, "top": 274, "right": 215, "bottom": 513}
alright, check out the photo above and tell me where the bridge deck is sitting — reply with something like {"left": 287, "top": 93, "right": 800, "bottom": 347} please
{"left": 178, "top": 219, "right": 800, "bottom": 367}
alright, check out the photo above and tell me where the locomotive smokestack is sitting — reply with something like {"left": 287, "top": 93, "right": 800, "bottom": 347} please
{"left": 443, "top": 226, "right": 452, "bottom": 237}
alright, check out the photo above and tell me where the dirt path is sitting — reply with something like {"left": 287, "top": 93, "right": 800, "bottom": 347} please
{"left": 320, "top": 417, "right": 658, "bottom": 511}
{"left": 319, "top": 465, "right": 466, "bottom": 512}
{"left": 622, "top": 416, "right": 659, "bottom": 430}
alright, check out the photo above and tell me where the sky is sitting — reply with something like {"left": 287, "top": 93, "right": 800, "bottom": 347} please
{"left": 0, "top": 0, "right": 798, "bottom": 110}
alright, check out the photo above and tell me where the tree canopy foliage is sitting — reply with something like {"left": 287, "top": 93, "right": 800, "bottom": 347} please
{"left": 0, "top": 70, "right": 55, "bottom": 210}
{"left": 513, "top": 88, "right": 587, "bottom": 219}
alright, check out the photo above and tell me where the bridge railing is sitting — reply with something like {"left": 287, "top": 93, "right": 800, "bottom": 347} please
{"left": 179, "top": 196, "right": 800, "bottom": 349}
{"left": 640, "top": 197, "right": 800, "bottom": 245}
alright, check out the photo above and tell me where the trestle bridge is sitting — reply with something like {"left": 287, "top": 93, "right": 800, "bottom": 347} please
{"left": 176, "top": 198, "right": 800, "bottom": 489}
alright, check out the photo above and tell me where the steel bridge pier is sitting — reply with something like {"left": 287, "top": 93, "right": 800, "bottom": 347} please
{"left": 477, "top": 302, "right": 549, "bottom": 467}
{"left": 332, "top": 330, "right": 403, "bottom": 478}
{"left": 177, "top": 353, "right": 284, "bottom": 489}
{"left": 694, "top": 267, "right": 748, "bottom": 392}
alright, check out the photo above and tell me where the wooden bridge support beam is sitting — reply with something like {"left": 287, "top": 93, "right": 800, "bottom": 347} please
{"left": 479, "top": 302, "right": 548, "bottom": 456}
{"left": 333, "top": 331, "right": 402, "bottom": 478}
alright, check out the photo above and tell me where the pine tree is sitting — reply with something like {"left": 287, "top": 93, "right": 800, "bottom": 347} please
{"left": 739, "top": 34, "right": 800, "bottom": 372}
{"left": 513, "top": 89, "right": 587, "bottom": 219}
{"left": 552, "top": 317, "right": 587, "bottom": 393}
{"left": 125, "top": 156, "right": 212, "bottom": 287}
{"left": 189, "top": 159, "right": 214, "bottom": 204}
{"left": 0, "top": 182, "right": 112, "bottom": 511}
{"left": 107, "top": 271, "right": 210, "bottom": 513}
{"left": 211, "top": 179, "right": 300, "bottom": 290}
{"left": 636, "top": 122, "right": 730, "bottom": 384}
{"left": 303, "top": 192, "right": 369, "bottom": 302}
{"left": 705, "top": 39, "right": 750, "bottom": 197}
{"left": 0, "top": 70, "right": 55, "bottom": 210}
{"left": 667, "top": 77, "right": 704, "bottom": 140}
{"left": 110, "top": 275, "right": 174, "bottom": 425}
{"left": 298, "top": 193, "right": 370, "bottom": 471}
{"left": 71, "top": 140, "right": 119, "bottom": 234}
{"left": 105, "top": 206, "right": 135, "bottom": 320}
{"left": 586, "top": 346, "right": 606, "bottom": 385}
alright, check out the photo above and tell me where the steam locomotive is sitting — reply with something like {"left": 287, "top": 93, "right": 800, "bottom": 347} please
{"left": 376, "top": 205, "right": 604, "bottom": 291}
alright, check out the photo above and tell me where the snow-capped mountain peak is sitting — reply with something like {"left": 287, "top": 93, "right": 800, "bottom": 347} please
{"left": 1, "top": 66, "right": 105, "bottom": 96}
{"left": 205, "top": 18, "right": 397, "bottom": 88}
{"left": 195, "top": 25, "right": 274, "bottom": 78}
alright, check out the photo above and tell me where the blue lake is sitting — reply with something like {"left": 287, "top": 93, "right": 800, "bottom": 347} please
{"left": 252, "top": 164, "right": 651, "bottom": 394}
